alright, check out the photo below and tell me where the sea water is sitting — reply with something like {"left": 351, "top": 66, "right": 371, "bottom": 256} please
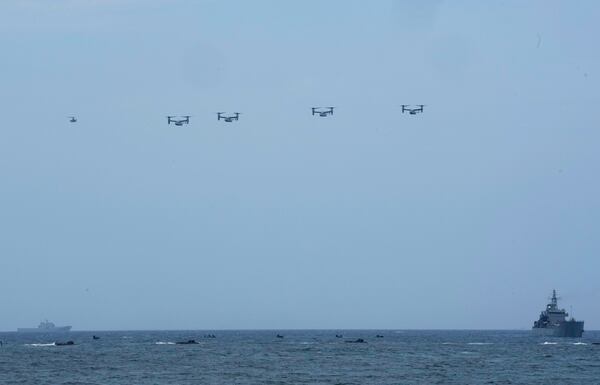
{"left": 1, "top": 330, "right": 600, "bottom": 384}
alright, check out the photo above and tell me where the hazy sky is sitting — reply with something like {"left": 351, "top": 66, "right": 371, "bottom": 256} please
{"left": 0, "top": 0, "right": 598, "bottom": 331}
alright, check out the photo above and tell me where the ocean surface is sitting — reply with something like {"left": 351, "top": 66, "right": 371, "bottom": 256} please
{"left": 1, "top": 330, "right": 600, "bottom": 384}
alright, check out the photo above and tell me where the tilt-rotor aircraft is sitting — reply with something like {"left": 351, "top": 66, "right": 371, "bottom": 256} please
{"left": 312, "top": 107, "right": 335, "bottom": 117}
{"left": 217, "top": 112, "right": 241, "bottom": 122}
{"left": 167, "top": 115, "right": 191, "bottom": 126}
{"left": 401, "top": 105, "right": 425, "bottom": 115}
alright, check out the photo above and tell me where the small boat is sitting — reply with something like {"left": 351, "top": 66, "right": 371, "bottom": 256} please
{"left": 55, "top": 341, "right": 74, "bottom": 346}
{"left": 345, "top": 338, "right": 367, "bottom": 343}
{"left": 175, "top": 339, "right": 198, "bottom": 345}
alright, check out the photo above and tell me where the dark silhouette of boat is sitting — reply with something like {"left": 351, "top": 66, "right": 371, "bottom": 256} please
{"left": 345, "top": 338, "right": 366, "bottom": 343}
{"left": 17, "top": 320, "right": 71, "bottom": 333}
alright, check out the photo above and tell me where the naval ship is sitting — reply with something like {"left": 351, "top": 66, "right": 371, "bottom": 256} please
{"left": 17, "top": 320, "right": 72, "bottom": 333}
{"left": 532, "top": 290, "right": 584, "bottom": 337}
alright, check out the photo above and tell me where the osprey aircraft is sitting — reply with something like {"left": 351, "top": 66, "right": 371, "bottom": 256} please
{"left": 312, "top": 107, "right": 335, "bottom": 117}
{"left": 167, "top": 115, "right": 191, "bottom": 126}
{"left": 401, "top": 105, "right": 425, "bottom": 115}
{"left": 217, "top": 112, "right": 241, "bottom": 122}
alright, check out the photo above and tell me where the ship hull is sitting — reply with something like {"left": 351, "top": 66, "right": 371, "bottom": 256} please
{"left": 555, "top": 321, "right": 584, "bottom": 337}
{"left": 531, "top": 327, "right": 555, "bottom": 336}
{"left": 17, "top": 326, "right": 72, "bottom": 333}
{"left": 532, "top": 321, "right": 584, "bottom": 338}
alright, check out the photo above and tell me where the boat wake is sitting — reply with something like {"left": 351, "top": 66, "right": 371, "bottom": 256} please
{"left": 26, "top": 343, "right": 56, "bottom": 347}
{"left": 155, "top": 341, "right": 175, "bottom": 345}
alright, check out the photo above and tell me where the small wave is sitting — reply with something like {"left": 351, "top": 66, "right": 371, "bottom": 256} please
{"left": 155, "top": 341, "right": 175, "bottom": 345}
{"left": 467, "top": 342, "right": 493, "bottom": 345}
{"left": 26, "top": 343, "right": 56, "bottom": 347}
{"left": 541, "top": 341, "right": 558, "bottom": 345}
{"left": 573, "top": 342, "right": 588, "bottom": 345}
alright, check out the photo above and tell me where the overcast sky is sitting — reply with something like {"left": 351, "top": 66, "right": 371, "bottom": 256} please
{"left": 0, "top": 0, "right": 598, "bottom": 331}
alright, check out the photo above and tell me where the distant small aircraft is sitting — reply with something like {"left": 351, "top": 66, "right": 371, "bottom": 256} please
{"left": 167, "top": 115, "right": 190, "bottom": 126}
{"left": 401, "top": 105, "right": 425, "bottom": 115}
{"left": 217, "top": 112, "right": 241, "bottom": 122}
{"left": 312, "top": 107, "right": 334, "bottom": 117}
{"left": 68, "top": 116, "right": 77, "bottom": 123}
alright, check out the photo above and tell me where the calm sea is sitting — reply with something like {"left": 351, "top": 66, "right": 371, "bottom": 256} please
{"left": 1, "top": 330, "right": 599, "bottom": 384}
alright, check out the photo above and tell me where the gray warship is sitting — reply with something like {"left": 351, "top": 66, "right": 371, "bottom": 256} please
{"left": 532, "top": 290, "right": 584, "bottom": 337}
{"left": 17, "top": 320, "right": 71, "bottom": 333}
